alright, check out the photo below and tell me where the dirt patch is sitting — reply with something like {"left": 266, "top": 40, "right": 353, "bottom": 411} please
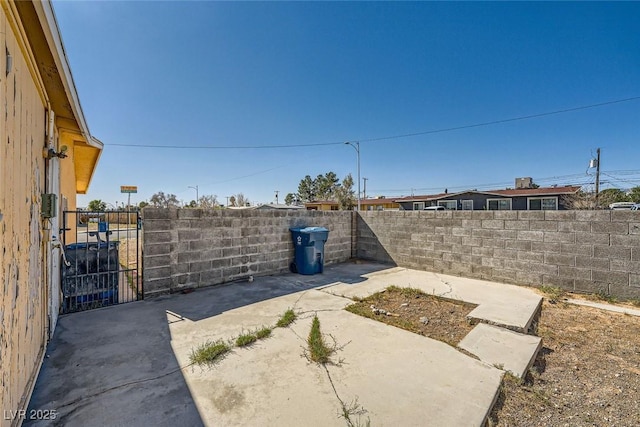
{"left": 489, "top": 297, "right": 640, "bottom": 427}
{"left": 345, "top": 286, "right": 477, "bottom": 347}
{"left": 116, "top": 237, "right": 141, "bottom": 270}
{"left": 346, "top": 286, "right": 640, "bottom": 426}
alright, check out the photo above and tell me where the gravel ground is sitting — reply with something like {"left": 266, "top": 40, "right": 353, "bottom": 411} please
{"left": 489, "top": 295, "right": 640, "bottom": 427}
{"left": 345, "top": 287, "right": 640, "bottom": 427}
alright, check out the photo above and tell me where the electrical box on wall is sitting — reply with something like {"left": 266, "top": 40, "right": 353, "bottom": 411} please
{"left": 42, "top": 193, "right": 57, "bottom": 218}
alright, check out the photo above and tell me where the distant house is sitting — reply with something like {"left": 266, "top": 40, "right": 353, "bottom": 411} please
{"left": 226, "top": 204, "right": 304, "bottom": 210}
{"left": 255, "top": 204, "right": 304, "bottom": 210}
{"left": 395, "top": 183, "right": 581, "bottom": 211}
{"left": 305, "top": 197, "right": 400, "bottom": 211}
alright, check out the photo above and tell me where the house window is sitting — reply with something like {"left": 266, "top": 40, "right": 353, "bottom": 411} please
{"left": 437, "top": 200, "right": 457, "bottom": 210}
{"left": 330, "top": 205, "right": 339, "bottom": 211}
{"left": 487, "top": 199, "right": 512, "bottom": 210}
{"left": 528, "top": 197, "right": 558, "bottom": 210}
{"left": 461, "top": 200, "right": 473, "bottom": 210}
{"left": 413, "top": 202, "right": 425, "bottom": 210}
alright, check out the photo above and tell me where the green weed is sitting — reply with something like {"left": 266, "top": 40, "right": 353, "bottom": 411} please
{"left": 539, "top": 285, "right": 565, "bottom": 303}
{"left": 190, "top": 340, "right": 230, "bottom": 366}
{"left": 307, "top": 315, "right": 333, "bottom": 364}
{"left": 276, "top": 308, "right": 297, "bottom": 328}
{"left": 235, "top": 333, "right": 258, "bottom": 347}
{"left": 255, "top": 326, "right": 272, "bottom": 339}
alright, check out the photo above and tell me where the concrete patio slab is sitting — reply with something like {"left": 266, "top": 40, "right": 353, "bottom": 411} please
{"left": 458, "top": 323, "right": 543, "bottom": 378}
{"left": 169, "top": 290, "right": 503, "bottom": 426}
{"left": 26, "top": 262, "right": 533, "bottom": 427}
{"left": 321, "top": 267, "right": 542, "bottom": 333}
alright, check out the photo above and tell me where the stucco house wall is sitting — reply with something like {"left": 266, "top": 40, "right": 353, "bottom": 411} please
{"left": 1, "top": 2, "right": 103, "bottom": 425}
{"left": 1, "top": 5, "right": 49, "bottom": 423}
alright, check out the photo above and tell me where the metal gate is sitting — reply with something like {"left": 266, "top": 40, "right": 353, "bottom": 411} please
{"left": 60, "top": 210, "right": 142, "bottom": 314}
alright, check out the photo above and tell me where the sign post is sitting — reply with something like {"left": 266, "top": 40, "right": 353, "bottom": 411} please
{"left": 120, "top": 186, "right": 137, "bottom": 225}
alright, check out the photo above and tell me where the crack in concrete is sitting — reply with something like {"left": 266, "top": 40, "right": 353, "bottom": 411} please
{"left": 55, "top": 363, "right": 194, "bottom": 422}
{"left": 432, "top": 273, "right": 454, "bottom": 298}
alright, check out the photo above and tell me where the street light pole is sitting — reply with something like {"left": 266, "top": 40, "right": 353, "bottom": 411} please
{"left": 345, "top": 141, "right": 361, "bottom": 211}
{"left": 188, "top": 185, "right": 199, "bottom": 206}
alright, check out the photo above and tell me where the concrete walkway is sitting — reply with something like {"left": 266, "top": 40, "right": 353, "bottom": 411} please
{"left": 566, "top": 298, "right": 640, "bottom": 317}
{"left": 27, "top": 262, "right": 542, "bottom": 427}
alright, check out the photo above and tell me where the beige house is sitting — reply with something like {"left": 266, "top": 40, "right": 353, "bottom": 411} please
{"left": 1, "top": 1, "right": 103, "bottom": 424}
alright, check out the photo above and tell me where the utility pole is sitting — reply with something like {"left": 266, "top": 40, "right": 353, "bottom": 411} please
{"left": 274, "top": 190, "right": 279, "bottom": 204}
{"left": 595, "top": 148, "right": 601, "bottom": 207}
{"left": 345, "top": 141, "right": 361, "bottom": 211}
{"left": 362, "top": 177, "right": 368, "bottom": 200}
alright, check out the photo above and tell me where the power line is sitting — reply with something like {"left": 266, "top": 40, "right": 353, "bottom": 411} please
{"left": 106, "top": 96, "right": 640, "bottom": 149}
{"left": 359, "top": 97, "right": 640, "bottom": 143}
{"left": 369, "top": 170, "right": 640, "bottom": 195}
{"left": 157, "top": 165, "right": 288, "bottom": 197}
{"left": 602, "top": 172, "right": 640, "bottom": 186}
{"left": 205, "top": 165, "right": 287, "bottom": 185}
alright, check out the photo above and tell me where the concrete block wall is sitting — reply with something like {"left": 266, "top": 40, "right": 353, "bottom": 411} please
{"left": 143, "top": 209, "right": 352, "bottom": 296}
{"left": 357, "top": 210, "right": 640, "bottom": 298}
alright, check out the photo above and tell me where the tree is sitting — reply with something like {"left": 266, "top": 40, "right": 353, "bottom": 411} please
{"left": 295, "top": 172, "right": 341, "bottom": 203}
{"left": 138, "top": 201, "right": 149, "bottom": 209}
{"left": 88, "top": 199, "right": 107, "bottom": 211}
{"left": 149, "top": 191, "right": 180, "bottom": 208}
{"left": 316, "top": 172, "right": 339, "bottom": 200}
{"left": 597, "top": 188, "right": 630, "bottom": 208}
{"left": 561, "top": 191, "right": 596, "bottom": 210}
{"left": 297, "top": 175, "right": 316, "bottom": 202}
{"left": 198, "top": 194, "right": 219, "bottom": 209}
{"left": 285, "top": 193, "right": 299, "bottom": 205}
{"left": 628, "top": 186, "right": 640, "bottom": 203}
{"left": 233, "top": 193, "right": 250, "bottom": 207}
{"left": 186, "top": 200, "right": 197, "bottom": 208}
{"left": 335, "top": 174, "right": 356, "bottom": 210}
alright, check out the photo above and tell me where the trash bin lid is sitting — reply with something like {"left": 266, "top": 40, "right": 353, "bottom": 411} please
{"left": 65, "top": 242, "right": 116, "bottom": 250}
{"left": 289, "top": 226, "right": 329, "bottom": 233}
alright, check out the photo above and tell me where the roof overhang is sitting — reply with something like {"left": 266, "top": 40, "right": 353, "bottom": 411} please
{"left": 15, "top": 0, "right": 102, "bottom": 192}
{"left": 74, "top": 135, "right": 103, "bottom": 194}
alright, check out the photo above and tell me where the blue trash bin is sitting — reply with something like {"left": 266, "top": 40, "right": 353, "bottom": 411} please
{"left": 289, "top": 226, "right": 329, "bottom": 275}
{"left": 62, "top": 241, "right": 119, "bottom": 312}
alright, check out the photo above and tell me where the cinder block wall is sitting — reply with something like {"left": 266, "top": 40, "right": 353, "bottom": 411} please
{"left": 143, "top": 209, "right": 352, "bottom": 297}
{"left": 357, "top": 210, "right": 640, "bottom": 298}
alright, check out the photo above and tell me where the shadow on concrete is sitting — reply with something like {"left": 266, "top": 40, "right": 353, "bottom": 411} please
{"left": 26, "top": 261, "right": 393, "bottom": 426}
{"left": 26, "top": 297, "right": 204, "bottom": 427}
{"left": 161, "top": 260, "right": 392, "bottom": 322}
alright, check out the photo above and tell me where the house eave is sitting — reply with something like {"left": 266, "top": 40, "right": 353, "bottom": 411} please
{"left": 15, "top": 0, "right": 103, "bottom": 193}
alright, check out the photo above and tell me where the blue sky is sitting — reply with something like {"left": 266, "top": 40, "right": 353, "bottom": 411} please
{"left": 53, "top": 1, "right": 640, "bottom": 207}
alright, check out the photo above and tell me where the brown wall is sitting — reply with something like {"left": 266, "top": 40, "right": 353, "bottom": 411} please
{"left": 1, "top": 6, "right": 48, "bottom": 426}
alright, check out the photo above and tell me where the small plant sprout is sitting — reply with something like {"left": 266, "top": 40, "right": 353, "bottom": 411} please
{"left": 255, "top": 326, "right": 272, "bottom": 339}
{"left": 276, "top": 308, "right": 297, "bottom": 328}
